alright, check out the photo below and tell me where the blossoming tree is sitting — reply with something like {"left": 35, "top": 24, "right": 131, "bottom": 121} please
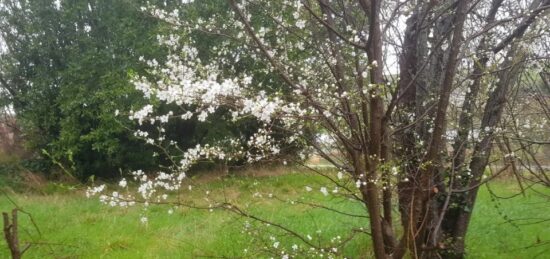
{"left": 88, "top": 0, "right": 550, "bottom": 258}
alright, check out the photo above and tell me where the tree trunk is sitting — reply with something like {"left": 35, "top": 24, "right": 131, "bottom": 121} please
{"left": 3, "top": 209, "right": 22, "bottom": 259}
{"left": 446, "top": 45, "right": 525, "bottom": 258}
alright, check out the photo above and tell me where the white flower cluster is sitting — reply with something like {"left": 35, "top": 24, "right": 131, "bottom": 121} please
{"left": 242, "top": 93, "right": 284, "bottom": 123}
{"left": 179, "top": 144, "right": 228, "bottom": 171}
{"left": 245, "top": 129, "right": 282, "bottom": 162}
{"left": 129, "top": 105, "right": 153, "bottom": 125}
{"left": 86, "top": 184, "right": 105, "bottom": 198}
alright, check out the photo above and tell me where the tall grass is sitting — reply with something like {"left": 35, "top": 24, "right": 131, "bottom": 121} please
{"left": 0, "top": 170, "right": 549, "bottom": 258}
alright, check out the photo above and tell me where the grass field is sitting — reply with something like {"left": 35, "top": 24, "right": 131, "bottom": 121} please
{"left": 1, "top": 169, "right": 549, "bottom": 258}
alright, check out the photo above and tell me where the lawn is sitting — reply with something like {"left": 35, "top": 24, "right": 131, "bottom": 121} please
{"left": 1, "top": 169, "right": 549, "bottom": 258}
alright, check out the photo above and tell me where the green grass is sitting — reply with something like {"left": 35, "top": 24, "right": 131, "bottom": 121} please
{"left": 466, "top": 181, "right": 550, "bottom": 258}
{"left": 0, "top": 171, "right": 549, "bottom": 258}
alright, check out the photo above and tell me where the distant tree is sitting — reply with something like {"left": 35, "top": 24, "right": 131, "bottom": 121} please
{"left": 0, "top": 0, "right": 302, "bottom": 179}
{"left": 0, "top": 0, "right": 169, "bottom": 178}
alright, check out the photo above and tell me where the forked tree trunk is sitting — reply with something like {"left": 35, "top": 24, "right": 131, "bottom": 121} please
{"left": 396, "top": 0, "right": 471, "bottom": 257}
{"left": 3, "top": 209, "right": 22, "bottom": 259}
{"left": 441, "top": 1, "right": 548, "bottom": 256}
{"left": 445, "top": 46, "right": 525, "bottom": 258}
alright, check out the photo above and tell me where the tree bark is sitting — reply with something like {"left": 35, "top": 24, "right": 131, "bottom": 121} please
{"left": 448, "top": 45, "right": 526, "bottom": 258}
{"left": 400, "top": 0, "right": 471, "bottom": 257}
{"left": 3, "top": 209, "right": 22, "bottom": 259}
{"left": 364, "top": 0, "right": 389, "bottom": 258}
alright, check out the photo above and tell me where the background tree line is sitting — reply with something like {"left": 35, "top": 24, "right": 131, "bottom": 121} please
{"left": 0, "top": 0, "right": 303, "bottom": 180}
